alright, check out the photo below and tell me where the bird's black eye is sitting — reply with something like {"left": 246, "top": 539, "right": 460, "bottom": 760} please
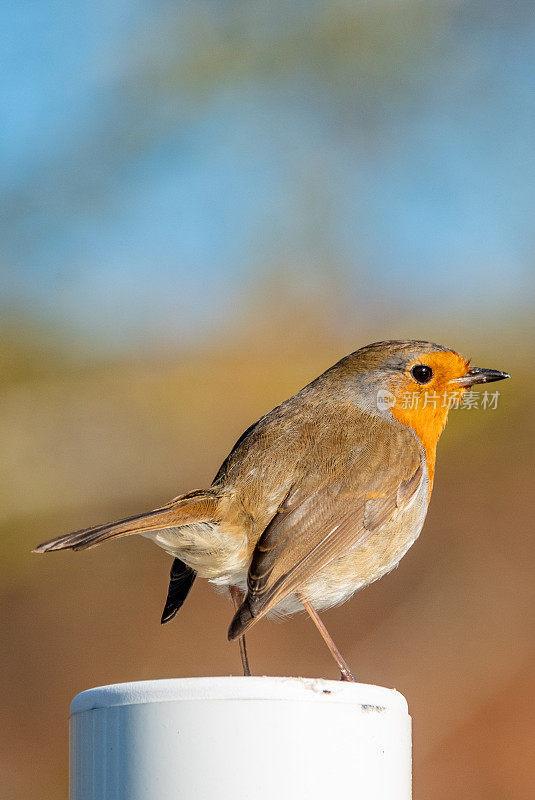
{"left": 411, "top": 364, "right": 433, "bottom": 384}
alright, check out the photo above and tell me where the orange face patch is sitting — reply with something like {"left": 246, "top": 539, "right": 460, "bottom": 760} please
{"left": 389, "top": 350, "right": 470, "bottom": 489}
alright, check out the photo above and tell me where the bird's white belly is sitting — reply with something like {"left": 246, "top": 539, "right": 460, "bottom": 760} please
{"left": 142, "top": 522, "right": 249, "bottom": 582}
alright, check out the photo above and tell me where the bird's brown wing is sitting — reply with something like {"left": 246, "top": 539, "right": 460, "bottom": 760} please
{"left": 228, "top": 439, "right": 423, "bottom": 639}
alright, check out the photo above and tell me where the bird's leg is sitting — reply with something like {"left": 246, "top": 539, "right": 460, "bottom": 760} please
{"left": 297, "top": 593, "right": 357, "bottom": 682}
{"left": 229, "top": 585, "right": 251, "bottom": 677}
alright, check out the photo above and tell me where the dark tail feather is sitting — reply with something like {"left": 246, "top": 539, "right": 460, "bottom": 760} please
{"left": 161, "top": 558, "right": 197, "bottom": 624}
{"left": 33, "top": 490, "right": 219, "bottom": 554}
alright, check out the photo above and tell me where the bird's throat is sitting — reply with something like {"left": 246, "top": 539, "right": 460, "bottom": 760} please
{"left": 391, "top": 404, "right": 451, "bottom": 491}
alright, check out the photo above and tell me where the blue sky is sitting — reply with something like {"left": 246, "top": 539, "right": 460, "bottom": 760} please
{"left": 1, "top": 1, "right": 533, "bottom": 347}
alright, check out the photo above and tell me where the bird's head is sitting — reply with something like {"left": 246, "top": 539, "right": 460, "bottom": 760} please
{"left": 332, "top": 339, "right": 510, "bottom": 482}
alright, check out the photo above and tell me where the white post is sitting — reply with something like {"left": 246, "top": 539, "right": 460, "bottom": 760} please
{"left": 70, "top": 677, "right": 411, "bottom": 799}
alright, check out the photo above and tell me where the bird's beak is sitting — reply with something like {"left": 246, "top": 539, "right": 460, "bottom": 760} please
{"left": 452, "top": 367, "right": 511, "bottom": 388}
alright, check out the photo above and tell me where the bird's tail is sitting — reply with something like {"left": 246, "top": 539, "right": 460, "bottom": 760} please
{"left": 33, "top": 489, "right": 220, "bottom": 553}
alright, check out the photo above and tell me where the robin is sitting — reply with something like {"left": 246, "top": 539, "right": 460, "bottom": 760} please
{"left": 34, "top": 340, "right": 509, "bottom": 680}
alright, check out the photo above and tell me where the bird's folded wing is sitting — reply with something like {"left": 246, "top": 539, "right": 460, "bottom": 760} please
{"left": 229, "top": 441, "right": 423, "bottom": 638}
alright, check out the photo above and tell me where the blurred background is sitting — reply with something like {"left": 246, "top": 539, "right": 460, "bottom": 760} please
{"left": 1, "top": 1, "right": 534, "bottom": 797}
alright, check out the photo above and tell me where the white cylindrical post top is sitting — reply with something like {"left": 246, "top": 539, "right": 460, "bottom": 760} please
{"left": 70, "top": 677, "right": 411, "bottom": 800}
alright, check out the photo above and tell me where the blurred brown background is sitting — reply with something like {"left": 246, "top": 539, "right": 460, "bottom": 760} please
{"left": 2, "top": 2, "right": 535, "bottom": 798}
{"left": 1, "top": 314, "right": 533, "bottom": 799}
